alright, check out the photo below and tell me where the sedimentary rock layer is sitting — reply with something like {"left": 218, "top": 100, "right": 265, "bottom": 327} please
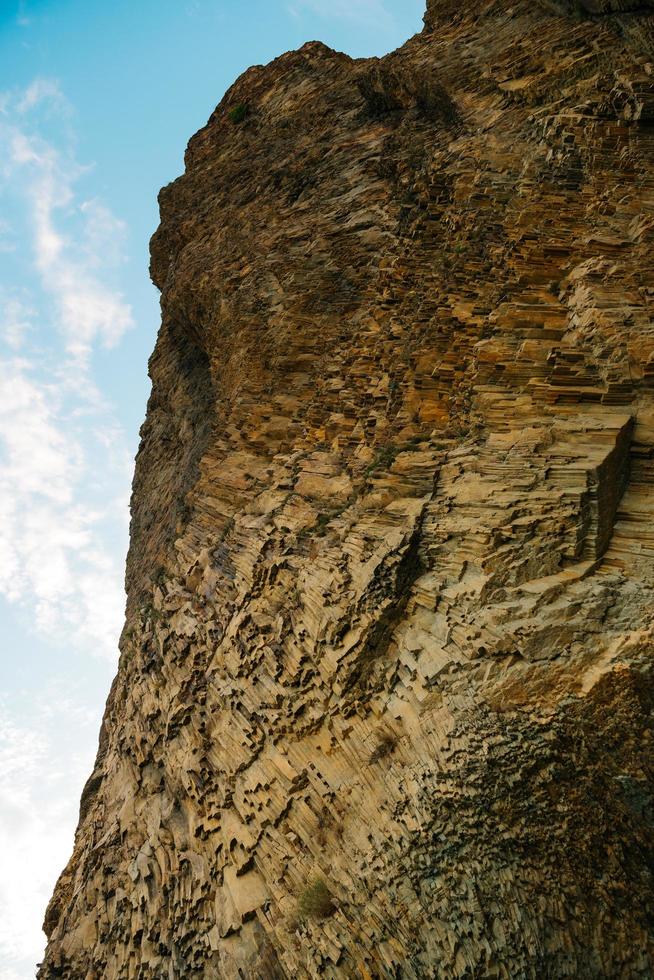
{"left": 41, "top": 1, "right": 654, "bottom": 976}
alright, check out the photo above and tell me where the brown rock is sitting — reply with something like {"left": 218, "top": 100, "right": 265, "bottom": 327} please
{"left": 40, "top": 1, "right": 654, "bottom": 977}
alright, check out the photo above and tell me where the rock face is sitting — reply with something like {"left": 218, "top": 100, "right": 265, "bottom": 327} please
{"left": 40, "top": 1, "right": 654, "bottom": 977}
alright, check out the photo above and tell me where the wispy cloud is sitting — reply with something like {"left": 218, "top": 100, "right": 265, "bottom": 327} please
{"left": 0, "top": 356, "right": 128, "bottom": 657}
{"left": 0, "top": 293, "right": 34, "bottom": 348}
{"left": 0, "top": 689, "right": 101, "bottom": 977}
{"left": 287, "top": 0, "right": 394, "bottom": 28}
{"left": 16, "top": 78, "right": 69, "bottom": 116}
{"left": 0, "top": 218, "right": 16, "bottom": 253}
{"left": 16, "top": 0, "right": 32, "bottom": 29}
{"left": 0, "top": 72, "right": 132, "bottom": 975}
{"left": 0, "top": 80, "right": 132, "bottom": 658}
{"left": 6, "top": 107, "right": 133, "bottom": 361}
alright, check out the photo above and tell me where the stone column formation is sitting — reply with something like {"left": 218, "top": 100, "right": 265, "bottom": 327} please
{"left": 40, "top": 1, "right": 654, "bottom": 976}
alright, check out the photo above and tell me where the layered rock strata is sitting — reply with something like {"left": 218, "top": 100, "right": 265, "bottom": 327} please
{"left": 41, "top": 1, "right": 654, "bottom": 976}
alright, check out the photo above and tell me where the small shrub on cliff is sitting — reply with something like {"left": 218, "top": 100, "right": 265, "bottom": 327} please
{"left": 357, "top": 68, "right": 404, "bottom": 117}
{"left": 414, "top": 79, "right": 459, "bottom": 124}
{"left": 228, "top": 102, "right": 248, "bottom": 124}
{"left": 297, "top": 876, "right": 336, "bottom": 920}
{"left": 357, "top": 64, "right": 459, "bottom": 125}
{"left": 365, "top": 443, "right": 400, "bottom": 476}
{"left": 315, "top": 803, "right": 342, "bottom": 846}
{"left": 368, "top": 732, "right": 397, "bottom": 764}
{"left": 316, "top": 512, "right": 332, "bottom": 536}
{"left": 140, "top": 601, "right": 162, "bottom": 627}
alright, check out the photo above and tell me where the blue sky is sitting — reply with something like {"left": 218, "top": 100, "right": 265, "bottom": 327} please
{"left": 0, "top": 0, "right": 425, "bottom": 975}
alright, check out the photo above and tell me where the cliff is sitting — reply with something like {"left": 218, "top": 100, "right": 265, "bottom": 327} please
{"left": 40, "top": 1, "right": 654, "bottom": 976}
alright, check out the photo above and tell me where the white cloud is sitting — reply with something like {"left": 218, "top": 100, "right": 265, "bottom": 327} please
{"left": 0, "top": 294, "right": 34, "bottom": 348}
{"left": 0, "top": 690, "right": 101, "bottom": 977}
{"left": 0, "top": 71, "right": 139, "bottom": 980}
{"left": 16, "top": 78, "right": 68, "bottom": 116}
{"left": 0, "top": 357, "right": 127, "bottom": 658}
{"left": 2, "top": 83, "right": 134, "bottom": 362}
{"left": 0, "top": 78, "right": 133, "bottom": 662}
{"left": 80, "top": 199, "right": 129, "bottom": 268}
{"left": 0, "top": 73, "right": 139, "bottom": 979}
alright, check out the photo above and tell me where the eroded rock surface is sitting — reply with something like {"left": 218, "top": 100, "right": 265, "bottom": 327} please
{"left": 40, "top": 1, "right": 654, "bottom": 976}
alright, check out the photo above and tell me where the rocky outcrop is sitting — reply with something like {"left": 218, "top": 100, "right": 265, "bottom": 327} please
{"left": 40, "top": 1, "right": 654, "bottom": 977}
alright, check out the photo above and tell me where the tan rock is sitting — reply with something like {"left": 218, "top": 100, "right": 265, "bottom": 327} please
{"left": 40, "top": 2, "right": 654, "bottom": 977}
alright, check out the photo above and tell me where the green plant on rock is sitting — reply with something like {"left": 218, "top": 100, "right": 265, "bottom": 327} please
{"left": 140, "top": 601, "right": 162, "bottom": 627}
{"left": 229, "top": 102, "right": 248, "bottom": 124}
{"left": 364, "top": 437, "right": 422, "bottom": 478}
{"left": 315, "top": 512, "right": 332, "bottom": 536}
{"left": 365, "top": 444, "right": 399, "bottom": 476}
{"left": 297, "top": 876, "right": 336, "bottom": 921}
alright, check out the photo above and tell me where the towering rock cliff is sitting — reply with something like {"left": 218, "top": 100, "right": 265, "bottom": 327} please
{"left": 40, "top": 1, "right": 654, "bottom": 976}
